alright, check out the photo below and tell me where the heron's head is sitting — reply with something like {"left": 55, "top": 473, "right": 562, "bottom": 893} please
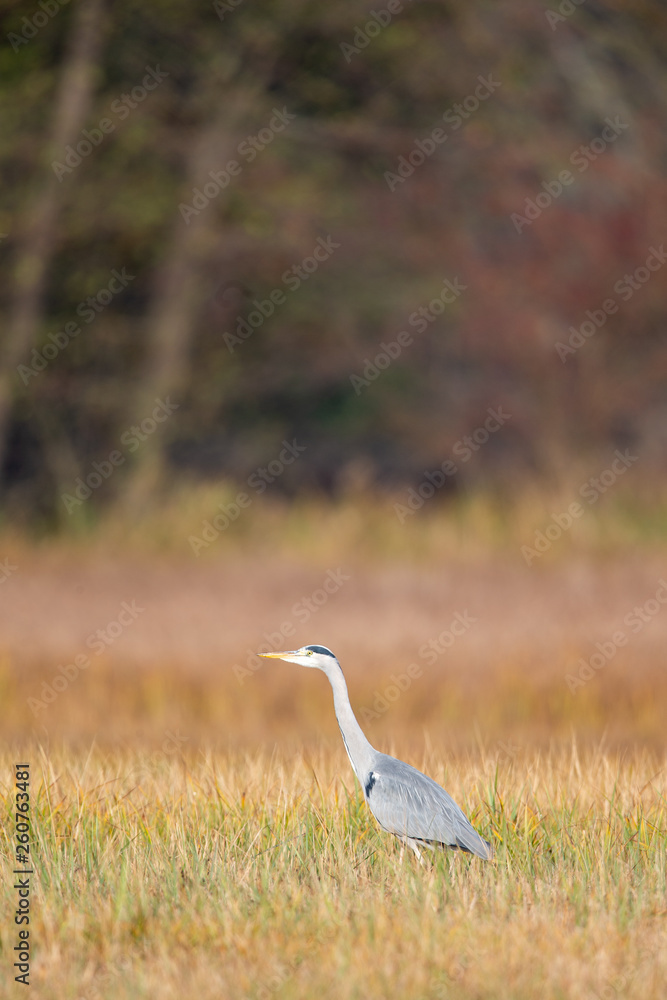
{"left": 258, "top": 644, "right": 338, "bottom": 670}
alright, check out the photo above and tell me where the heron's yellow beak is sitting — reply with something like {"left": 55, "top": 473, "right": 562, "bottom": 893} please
{"left": 257, "top": 650, "right": 296, "bottom": 658}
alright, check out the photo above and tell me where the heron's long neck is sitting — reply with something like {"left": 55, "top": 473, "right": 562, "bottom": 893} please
{"left": 322, "top": 659, "right": 375, "bottom": 782}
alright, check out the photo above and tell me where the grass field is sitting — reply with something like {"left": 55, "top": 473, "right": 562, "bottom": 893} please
{"left": 1, "top": 497, "right": 667, "bottom": 997}
{"left": 1, "top": 743, "right": 666, "bottom": 1000}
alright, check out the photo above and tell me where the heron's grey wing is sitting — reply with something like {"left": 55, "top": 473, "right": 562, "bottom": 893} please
{"left": 365, "top": 754, "right": 492, "bottom": 860}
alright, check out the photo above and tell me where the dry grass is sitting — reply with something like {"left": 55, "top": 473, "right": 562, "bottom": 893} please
{"left": 2, "top": 500, "right": 667, "bottom": 997}
{"left": 9, "top": 480, "right": 667, "bottom": 563}
{"left": 2, "top": 513, "right": 667, "bottom": 749}
{"left": 0, "top": 743, "right": 665, "bottom": 1000}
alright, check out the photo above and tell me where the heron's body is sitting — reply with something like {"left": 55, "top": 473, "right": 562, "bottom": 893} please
{"left": 259, "top": 644, "right": 492, "bottom": 861}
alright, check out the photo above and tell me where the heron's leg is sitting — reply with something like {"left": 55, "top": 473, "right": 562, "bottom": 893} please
{"left": 407, "top": 838, "right": 427, "bottom": 868}
{"left": 398, "top": 836, "right": 414, "bottom": 864}
{"left": 397, "top": 836, "right": 427, "bottom": 868}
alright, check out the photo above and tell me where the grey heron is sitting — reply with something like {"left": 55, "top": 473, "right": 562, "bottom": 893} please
{"left": 258, "top": 644, "right": 493, "bottom": 862}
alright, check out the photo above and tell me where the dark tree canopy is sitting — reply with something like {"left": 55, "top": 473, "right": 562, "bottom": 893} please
{"left": 1, "top": 0, "right": 666, "bottom": 523}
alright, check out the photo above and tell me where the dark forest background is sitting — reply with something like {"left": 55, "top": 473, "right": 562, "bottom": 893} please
{"left": 1, "top": 0, "right": 666, "bottom": 527}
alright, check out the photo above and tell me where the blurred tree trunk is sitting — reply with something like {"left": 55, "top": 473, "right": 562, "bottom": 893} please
{"left": 0, "top": 0, "right": 105, "bottom": 484}
{"left": 119, "top": 89, "right": 262, "bottom": 511}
